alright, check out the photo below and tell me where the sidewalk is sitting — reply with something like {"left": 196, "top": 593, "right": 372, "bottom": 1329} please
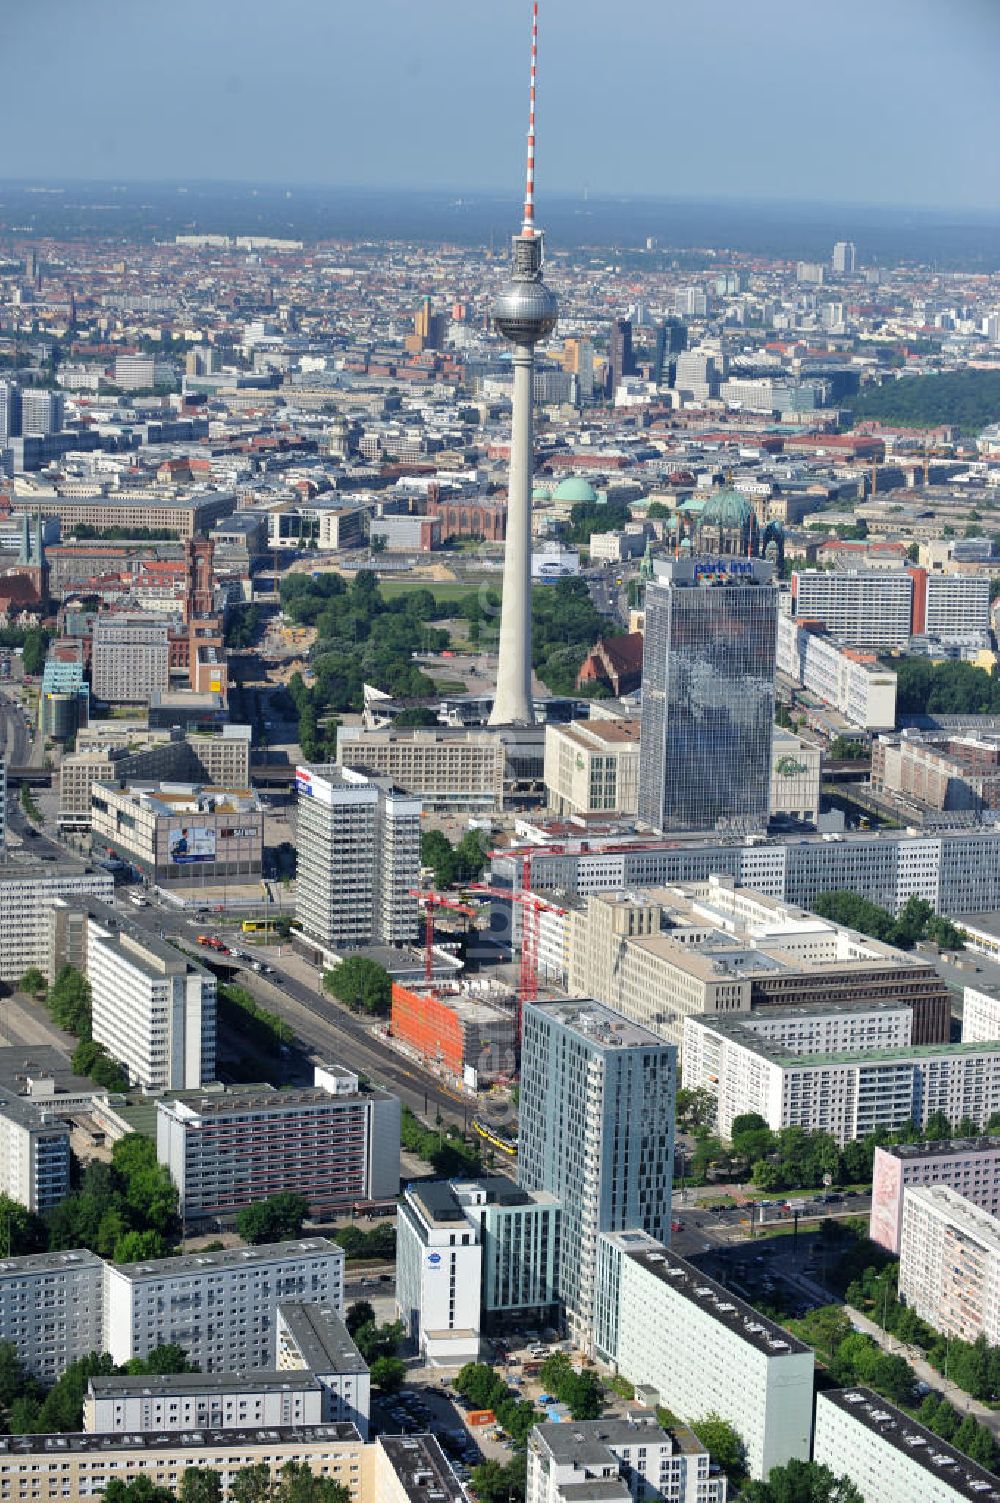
{"left": 845, "top": 1302, "right": 1000, "bottom": 1433}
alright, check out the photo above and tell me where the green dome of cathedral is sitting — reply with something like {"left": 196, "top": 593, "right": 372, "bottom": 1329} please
{"left": 700, "top": 488, "right": 753, "bottom": 529}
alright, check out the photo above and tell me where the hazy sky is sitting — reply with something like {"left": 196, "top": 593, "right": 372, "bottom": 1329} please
{"left": 7, "top": 0, "right": 1000, "bottom": 211}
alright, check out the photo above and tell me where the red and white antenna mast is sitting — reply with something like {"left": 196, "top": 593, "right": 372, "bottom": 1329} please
{"left": 522, "top": 0, "right": 539, "bottom": 238}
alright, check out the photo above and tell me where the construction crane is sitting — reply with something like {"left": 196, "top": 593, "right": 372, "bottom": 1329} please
{"left": 410, "top": 891, "right": 479, "bottom": 983}
{"left": 470, "top": 878, "right": 567, "bottom": 1050}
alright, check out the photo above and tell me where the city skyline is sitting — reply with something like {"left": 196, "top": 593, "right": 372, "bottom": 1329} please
{"left": 7, "top": 0, "right": 1000, "bottom": 213}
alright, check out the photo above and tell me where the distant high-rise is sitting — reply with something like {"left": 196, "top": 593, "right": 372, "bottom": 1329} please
{"left": 832, "top": 240, "right": 857, "bottom": 274}
{"left": 518, "top": 998, "right": 675, "bottom": 1345}
{"left": 0, "top": 382, "right": 21, "bottom": 441}
{"left": 488, "top": 0, "right": 558, "bottom": 727}
{"left": 638, "top": 556, "right": 777, "bottom": 835}
{"left": 608, "top": 317, "right": 636, "bottom": 395}
{"left": 653, "top": 318, "right": 687, "bottom": 385}
{"left": 21, "top": 390, "right": 64, "bottom": 438}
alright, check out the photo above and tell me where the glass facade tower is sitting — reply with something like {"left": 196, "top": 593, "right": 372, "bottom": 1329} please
{"left": 638, "top": 556, "right": 777, "bottom": 834}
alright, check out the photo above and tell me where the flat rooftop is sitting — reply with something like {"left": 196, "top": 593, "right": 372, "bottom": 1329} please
{"left": 88, "top": 1371, "right": 324, "bottom": 1400}
{"left": 165, "top": 1087, "right": 368, "bottom": 1119}
{"left": 819, "top": 1388, "right": 1000, "bottom": 1503}
{"left": 533, "top": 1417, "right": 674, "bottom": 1469}
{"left": 0, "top": 1248, "right": 103, "bottom": 1277}
{"left": 278, "top": 1303, "right": 368, "bottom": 1376}
{"left": 882, "top": 1136, "right": 1000, "bottom": 1163}
{"left": 616, "top": 1236, "right": 810, "bottom": 1360}
{"left": 112, "top": 1237, "right": 340, "bottom": 1281}
{"left": 905, "top": 1184, "right": 1000, "bottom": 1252}
{"left": 0, "top": 1424, "right": 361, "bottom": 1458}
{"left": 529, "top": 999, "right": 673, "bottom": 1052}
{"left": 377, "top": 1435, "right": 464, "bottom": 1503}
{"left": 690, "top": 1014, "right": 996, "bottom": 1070}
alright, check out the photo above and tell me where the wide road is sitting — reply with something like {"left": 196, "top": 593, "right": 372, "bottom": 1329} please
{"left": 123, "top": 899, "right": 475, "bottom": 1127}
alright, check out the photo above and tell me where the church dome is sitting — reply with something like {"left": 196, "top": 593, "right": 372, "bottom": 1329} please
{"left": 553, "top": 477, "right": 600, "bottom": 504}
{"left": 700, "top": 488, "right": 753, "bottom": 529}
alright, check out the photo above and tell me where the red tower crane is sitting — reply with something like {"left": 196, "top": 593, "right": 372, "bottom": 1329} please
{"left": 410, "top": 891, "right": 479, "bottom": 983}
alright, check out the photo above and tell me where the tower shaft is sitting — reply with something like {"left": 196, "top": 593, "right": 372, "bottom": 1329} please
{"left": 489, "top": 346, "right": 536, "bottom": 725}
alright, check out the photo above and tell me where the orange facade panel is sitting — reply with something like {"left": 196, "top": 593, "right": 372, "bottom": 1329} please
{"left": 391, "top": 984, "right": 465, "bottom": 1076}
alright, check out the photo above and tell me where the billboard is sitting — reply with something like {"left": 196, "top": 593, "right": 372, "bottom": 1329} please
{"left": 168, "top": 825, "right": 217, "bottom": 864}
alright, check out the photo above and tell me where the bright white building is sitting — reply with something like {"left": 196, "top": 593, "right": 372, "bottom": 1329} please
{"left": 527, "top": 1415, "right": 725, "bottom": 1503}
{"left": 870, "top": 1139, "right": 1000, "bottom": 1254}
{"left": 103, "top": 1239, "right": 345, "bottom": 1371}
{"left": 682, "top": 1012, "right": 1000, "bottom": 1146}
{"left": 91, "top": 614, "right": 170, "bottom": 704}
{"left": 595, "top": 1231, "right": 814, "bottom": 1481}
{"left": 275, "top": 1302, "right": 371, "bottom": 1438}
{"left": 777, "top": 613, "right": 898, "bottom": 730}
{"left": 295, "top": 765, "right": 420, "bottom": 954}
{"left": 88, "top": 914, "right": 216, "bottom": 1090}
{"left": 814, "top": 1388, "right": 1000, "bottom": 1503}
{"left": 0, "top": 1091, "right": 70, "bottom": 1213}
{"left": 0, "top": 1249, "right": 105, "bottom": 1381}
{"left": 0, "top": 863, "right": 114, "bottom": 982}
{"left": 899, "top": 1184, "right": 1000, "bottom": 1344}
{"left": 769, "top": 729, "right": 822, "bottom": 824}
{"left": 544, "top": 719, "right": 642, "bottom": 817}
{"left": 961, "top": 984, "right": 1000, "bottom": 1044}
{"left": 83, "top": 1371, "right": 325, "bottom": 1434}
{"left": 791, "top": 569, "right": 914, "bottom": 648}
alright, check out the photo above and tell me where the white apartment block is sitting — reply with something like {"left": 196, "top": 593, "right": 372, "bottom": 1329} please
{"left": 544, "top": 719, "right": 641, "bottom": 817}
{"left": 155, "top": 1073, "right": 400, "bottom": 1219}
{"left": 337, "top": 726, "right": 506, "bottom": 814}
{"left": 0, "top": 1092, "right": 70, "bottom": 1213}
{"left": 84, "top": 1371, "right": 325, "bottom": 1434}
{"left": 295, "top": 765, "right": 420, "bottom": 953}
{"left": 595, "top": 1231, "right": 814, "bottom": 1481}
{"left": 0, "top": 1424, "right": 367, "bottom": 1503}
{"left": 88, "top": 914, "right": 216, "bottom": 1090}
{"left": 0, "top": 1250, "right": 105, "bottom": 1382}
{"left": 871, "top": 1139, "right": 1000, "bottom": 1254}
{"left": 923, "top": 572, "right": 992, "bottom": 642}
{"left": 103, "top": 1238, "right": 345, "bottom": 1371}
{"left": 0, "top": 757, "right": 6, "bottom": 858}
{"left": 899, "top": 1184, "right": 1000, "bottom": 1344}
{"left": 0, "top": 863, "right": 114, "bottom": 982}
{"left": 526, "top": 1416, "right": 725, "bottom": 1503}
{"left": 682, "top": 1016, "right": 1000, "bottom": 1146}
{"left": 814, "top": 1388, "right": 1000, "bottom": 1503}
{"left": 791, "top": 569, "right": 914, "bottom": 647}
{"left": 961, "top": 984, "right": 1000, "bottom": 1044}
{"left": 276, "top": 1302, "right": 371, "bottom": 1439}
{"left": 91, "top": 615, "right": 170, "bottom": 704}
{"left": 778, "top": 612, "right": 895, "bottom": 721}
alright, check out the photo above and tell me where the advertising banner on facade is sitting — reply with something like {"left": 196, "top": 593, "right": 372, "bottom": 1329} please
{"left": 169, "top": 826, "right": 217, "bottom": 864}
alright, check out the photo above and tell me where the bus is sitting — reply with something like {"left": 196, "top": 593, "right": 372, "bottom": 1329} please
{"left": 242, "top": 919, "right": 279, "bottom": 935}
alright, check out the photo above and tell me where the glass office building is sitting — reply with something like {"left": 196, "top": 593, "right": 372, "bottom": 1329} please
{"left": 639, "top": 556, "right": 777, "bottom": 834}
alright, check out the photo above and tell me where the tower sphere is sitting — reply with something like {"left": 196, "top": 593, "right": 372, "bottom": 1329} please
{"left": 493, "top": 277, "right": 558, "bottom": 346}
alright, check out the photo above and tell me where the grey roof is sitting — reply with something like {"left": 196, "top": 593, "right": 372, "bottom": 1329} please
{"left": 617, "top": 1239, "right": 810, "bottom": 1360}
{"left": 277, "top": 1303, "right": 368, "bottom": 1376}
{"left": 0, "top": 1248, "right": 103, "bottom": 1277}
{"left": 819, "top": 1388, "right": 1000, "bottom": 1502}
{"left": 883, "top": 1136, "right": 1000, "bottom": 1163}
{"left": 88, "top": 1371, "right": 323, "bottom": 1400}
{"left": 0, "top": 1424, "right": 361, "bottom": 1457}
{"left": 377, "top": 1435, "right": 464, "bottom": 1503}
{"left": 532, "top": 1417, "right": 674, "bottom": 1468}
{"left": 526, "top": 999, "right": 674, "bottom": 1052}
{"left": 112, "top": 1237, "right": 341, "bottom": 1280}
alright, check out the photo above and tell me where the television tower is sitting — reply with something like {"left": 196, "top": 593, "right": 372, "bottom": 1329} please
{"left": 488, "top": 0, "right": 558, "bottom": 727}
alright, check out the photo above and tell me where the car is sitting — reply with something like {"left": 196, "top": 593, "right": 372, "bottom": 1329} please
{"left": 671, "top": 1220, "right": 684, "bottom": 1232}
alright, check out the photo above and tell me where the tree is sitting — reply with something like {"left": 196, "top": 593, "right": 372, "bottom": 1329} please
{"left": 123, "top": 1344, "right": 197, "bottom": 1377}
{"left": 741, "top": 1459, "right": 863, "bottom": 1503}
{"left": 0, "top": 1342, "right": 33, "bottom": 1409}
{"left": 45, "top": 964, "right": 92, "bottom": 1036}
{"left": 114, "top": 1229, "right": 168, "bottom": 1263}
{"left": 345, "top": 1301, "right": 375, "bottom": 1336}
{"left": 562, "top": 1369, "right": 604, "bottom": 1420}
{"left": 351, "top": 1319, "right": 404, "bottom": 1366}
{"left": 370, "top": 1355, "right": 406, "bottom": 1394}
{"left": 230, "top": 1465, "right": 274, "bottom": 1503}
{"left": 18, "top": 967, "right": 46, "bottom": 997}
{"left": 689, "top": 1415, "right": 747, "bottom": 1481}
{"left": 471, "top": 1458, "right": 526, "bottom": 1503}
{"left": 455, "top": 1361, "right": 507, "bottom": 1411}
{"left": 274, "top": 1461, "right": 352, "bottom": 1503}
{"left": 237, "top": 1192, "right": 310, "bottom": 1245}
{"left": 0, "top": 1194, "right": 47, "bottom": 1255}
{"left": 20, "top": 627, "right": 50, "bottom": 677}
{"left": 180, "top": 1470, "right": 224, "bottom": 1503}
{"left": 324, "top": 957, "right": 391, "bottom": 1017}
{"left": 71, "top": 1039, "right": 128, "bottom": 1091}
{"left": 104, "top": 1482, "right": 178, "bottom": 1503}
{"left": 675, "top": 1087, "right": 717, "bottom": 1134}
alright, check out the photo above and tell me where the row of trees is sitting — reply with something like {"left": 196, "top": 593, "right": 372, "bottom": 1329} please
{"left": 95, "top": 1460, "right": 351, "bottom": 1503}
{"left": 225, "top": 604, "right": 264, "bottom": 650}
{"left": 0, "top": 1341, "right": 194, "bottom": 1435}
{"left": 236, "top": 1192, "right": 309, "bottom": 1246}
{"left": 20, "top": 965, "right": 130, "bottom": 1089}
{"left": 892, "top": 655, "right": 1000, "bottom": 717}
{"left": 332, "top": 1221, "right": 396, "bottom": 1262}
{"left": 344, "top": 1302, "right": 405, "bottom": 1393}
{"left": 217, "top": 981, "right": 295, "bottom": 1048}
{"left": 811, "top": 891, "right": 966, "bottom": 951}
{"left": 740, "top": 1459, "right": 863, "bottom": 1503}
{"left": 400, "top": 1106, "right": 481, "bottom": 1179}
{"left": 454, "top": 1361, "right": 543, "bottom": 1444}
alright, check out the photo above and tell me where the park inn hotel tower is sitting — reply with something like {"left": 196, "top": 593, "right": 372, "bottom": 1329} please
{"left": 638, "top": 556, "right": 778, "bottom": 834}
